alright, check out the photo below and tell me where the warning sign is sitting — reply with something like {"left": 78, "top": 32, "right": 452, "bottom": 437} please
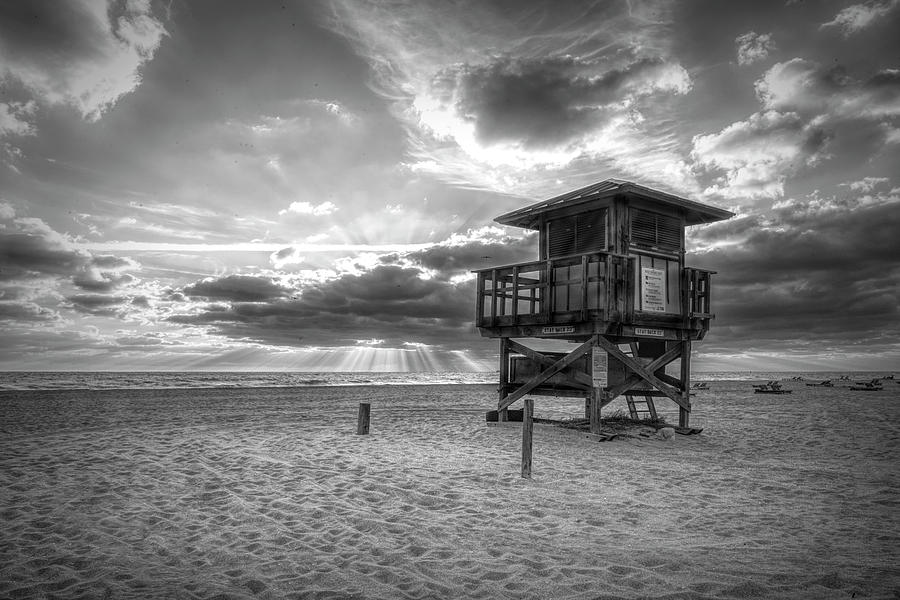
{"left": 641, "top": 267, "right": 666, "bottom": 312}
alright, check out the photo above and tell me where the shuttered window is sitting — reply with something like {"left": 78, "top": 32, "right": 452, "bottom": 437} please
{"left": 630, "top": 209, "right": 681, "bottom": 253}
{"left": 547, "top": 210, "right": 606, "bottom": 258}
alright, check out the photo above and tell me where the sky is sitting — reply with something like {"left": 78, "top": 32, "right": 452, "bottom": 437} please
{"left": 1, "top": 0, "right": 898, "bottom": 373}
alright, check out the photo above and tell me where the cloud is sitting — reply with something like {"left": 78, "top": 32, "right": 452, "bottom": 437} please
{"left": 432, "top": 55, "right": 691, "bottom": 149}
{"left": 0, "top": 300, "right": 60, "bottom": 322}
{"left": 165, "top": 228, "right": 534, "bottom": 349}
{"left": 841, "top": 176, "right": 890, "bottom": 193}
{"left": 757, "top": 59, "right": 900, "bottom": 120}
{"left": 0, "top": 216, "right": 139, "bottom": 286}
{"left": 694, "top": 59, "right": 900, "bottom": 199}
{"left": 735, "top": 32, "right": 775, "bottom": 66}
{"left": 820, "top": 0, "right": 899, "bottom": 36}
{"left": 67, "top": 293, "right": 129, "bottom": 316}
{"left": 278, "top": 201, "right": 339, "bottom": 216}
{"left": 182, "top": 274, "right": 293, "bottom": 303}
{"left": 691, "top": 110, "right": 831, "bottom": 199}
{"left": 0, "top": 212, "right": 143, "bottom": 327}
{"left": 0, "top": 218, "right": 93, "bottom": 280}
{"left": 325, "top": 0, "right": 698, "bottom": 194}
{"left": 400, "top": 226, "right": 536, "bottom": 280}
{"left": 0, "top": 100, "right": 36, "bottom": 136}
{"left": 691, "top": 187, "right": 900, "bottom": 350}
{"left": 0, "top": 0, "right": 167, "bottom": 122}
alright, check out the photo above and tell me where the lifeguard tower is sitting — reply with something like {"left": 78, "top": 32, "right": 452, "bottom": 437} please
{"left": 473, "top": 179, "right": 733, "bottom": 433}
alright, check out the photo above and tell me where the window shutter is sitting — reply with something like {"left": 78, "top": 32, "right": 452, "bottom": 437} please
{"left": 630, "top": 209, "right": 681, "bottom": 252}
{"left": 548, "top": 216, "right": 576, "bottom": 258}
{"left": 548, "top": 210, "right": 606, "bottom": 258}
{"left": 575, "top": 215, "right": 605, "bottom": 254}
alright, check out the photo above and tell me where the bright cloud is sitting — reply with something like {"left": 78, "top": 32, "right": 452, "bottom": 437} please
{"left": 0, "top": 0, "right": 167, "bottom": 122}
{"left": 278, "top": 201, "right": 339, "bottom": 216}
{"left": 735, "top": 32, "right": 775, "bottom": 66}
{"left": 0, "top": 101, "right": 36, "bottom": 136}
{"left": 691, "top": 110, "right": 830, "bottom": 199}
{"left": 820, "top": 0, "right": 900, "bottom": 36}
{"left": 326, "top": 0, "right": 698, "bottom": 194}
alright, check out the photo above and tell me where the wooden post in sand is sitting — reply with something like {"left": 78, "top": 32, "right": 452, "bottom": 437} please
{"left": 357, "top": 402, "right": 370, "bottom": 435}
{"left": 521, "top": 397, "right": 534, "bottom": 478}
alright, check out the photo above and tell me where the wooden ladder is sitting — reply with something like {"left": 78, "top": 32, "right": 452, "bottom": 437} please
{"left": 623, "top": 342, "right": 658, "bottom": 421}
{"left": 625, "top": 394, "right": 658, "bottom": 420}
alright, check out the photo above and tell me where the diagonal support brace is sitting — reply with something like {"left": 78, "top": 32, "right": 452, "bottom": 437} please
{"left": 507, "top": 339, "right": 593, "bottom": 389}
{"left": 594, "top": 337, "right": 689, "bottom": 410}
{"left": 499, "top": 337, "right": 596, "bottom": 412}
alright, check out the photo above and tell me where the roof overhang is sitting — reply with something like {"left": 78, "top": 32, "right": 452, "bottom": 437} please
{"left": 495, "top": 179, "right": 734, "bottom": 229}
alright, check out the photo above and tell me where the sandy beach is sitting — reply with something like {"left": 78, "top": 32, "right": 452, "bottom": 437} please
{"left": 1, "top": 381, "right": 898, "bottom": 599}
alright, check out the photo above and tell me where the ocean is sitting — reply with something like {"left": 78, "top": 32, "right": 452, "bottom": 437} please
{"left": 0, "top": 370, "right": 895, "bottom": 391}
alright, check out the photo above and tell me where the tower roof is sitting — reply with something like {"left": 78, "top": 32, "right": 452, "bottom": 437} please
{"left": 495, "top": 179, "right": 734, "bottom": 229}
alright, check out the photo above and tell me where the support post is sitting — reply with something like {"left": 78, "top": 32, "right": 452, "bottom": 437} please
{"left": 498, "top": 338, "right": 510, "bottom": 421}
{"left": 680, "top": 340, "right": 692, "bottom": 427}
{"left": 356, "top": 402, "right": 370, "bottom": 435}
{"left": 521, "top": 397, "right": 534, "bottom": 478}
{"left": 590, "top": 388, "right": 603, "bottom": 434}
{"left": 590, "top": 336, "right": 606, "bottom": 434}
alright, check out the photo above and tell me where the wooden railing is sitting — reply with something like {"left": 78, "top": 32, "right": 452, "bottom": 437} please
{"left": 474, "top": 254, "right": 715, "bottom": 330}
{"left": 683, "top": 267, "right": 715, "bottom": 324}
{"left": 474, "top": 252, "right": 631, "bottom": 327}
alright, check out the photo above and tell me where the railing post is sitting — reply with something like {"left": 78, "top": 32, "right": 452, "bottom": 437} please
{"left": 623, "top": 256, "right": 635, "bottom": 323}
{"left": 511, "top": 266, "right": 519, "bottom": 323}
{"left": 475, "top": 271, "right": 485, "bottom": 326}
{"left": 490, "top": 269, "right": 498, "bottom": 326}
{"left": 545, "top": 259, "right": 554, "bottom": 322}
{"left": 580, "top": 254, "right": 589, "bottom": 321}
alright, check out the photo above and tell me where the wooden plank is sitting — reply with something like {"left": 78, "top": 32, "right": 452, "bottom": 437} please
{"left": 521, "top": 397, "right": 534, "bottom": 479}
{"left": 499, "top": 337, "right": 596, "bottom": 411}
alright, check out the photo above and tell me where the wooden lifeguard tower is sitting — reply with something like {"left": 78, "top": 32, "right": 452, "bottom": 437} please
{"left": 473, "top": 179, "right": 733, "bottom": 434}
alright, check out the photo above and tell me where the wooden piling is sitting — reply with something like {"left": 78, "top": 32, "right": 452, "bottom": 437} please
{"left": 356, "top": 402, "right": 370, "bottom": 435}
{"left": 521, "top": 397, "right": 534, "bottom": 478}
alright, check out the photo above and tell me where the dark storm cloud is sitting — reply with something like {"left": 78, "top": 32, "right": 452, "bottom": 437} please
{"left": 182, "top": 274, "right": 292, "bottom": 302}
{"left": 690, "top": 194, "right": 900, "bottom": 348}
{"left": 402, "top": 234, "right": 536, "bottom": 279}
{"left": 170, "top": 264, "right": 476, "bottom": 348}
{"left": 433, "top": 55, "right": 689, "bottom": 148}
{"left": 0, "top": 230, "right": 88, "bottom": 280}
{"left": 67, "top": 293, "right": 128, "bottom": 316}
{"left": 0, "top": 219, "right": 138, "bottom": 285}
{"left": 0, "top": 301, "right": 59, "bottom": 322}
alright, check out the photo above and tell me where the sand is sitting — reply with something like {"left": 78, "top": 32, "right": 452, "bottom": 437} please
{"left": 1, "top": 381, "right": 898, "bottom": 599}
